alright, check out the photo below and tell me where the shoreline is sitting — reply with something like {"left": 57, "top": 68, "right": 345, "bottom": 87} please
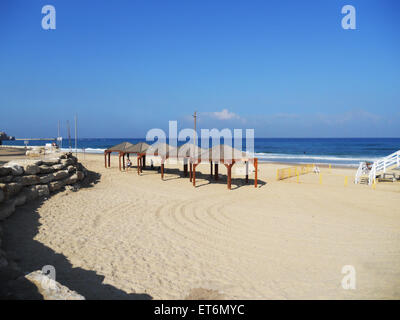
{"left": 0, "top": 145, "right": 362, "bottom": 169}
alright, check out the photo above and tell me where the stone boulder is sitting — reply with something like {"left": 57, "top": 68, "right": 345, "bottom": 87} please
{"left": 14, "top": 193, "right": 27, "bottom": 207}
{"left": 36, "top": 185, "right": 49, "bottom": 197}
{"left": 42, "top": 158, "right": 60, "bottom": 166}
{"left": 52, "top": 164, "right": 65, "bottom": 171}
{"left": 24, "top": 164, "right": 40, "bottom": 175}
{"left": 49, "top": 180, "right": 65, "bottom": 192}
{"left": 77, "top": 171, "right": 85, "bottom": 181}
{"left": 4, "top": 182, "right": 23, "bottom": 199}
{"left": 67, "top": 165, "right": 75, "bottom": 174}
{"left": 3, "top": 163, "right": 24, "bottom": 176}
{"left": 64, "top": 174, "right": 78, "bottom": 185}
{"left": 24, "top": 271, "right": 85, "bottom": 300}
{"left": 61, "top": 158, "right": 74, "bottom": 167}
{"left": 21, "top": 186, "right": 39, "bottom": 202}
{"left": 14, "top": 175, "right": 40, "bottom": 186}
{"left": 53, "top": 170, "right": 69, "bottom": 181}
{"left": 0, "top": 199, "right": 16, "bottom": 220}
{"left": 0, "top": 167, "right": 12, "bottom": 176}
{"left": 39, "top": 173, "right": 55, "bottom": 184}
{"left": 39, "top": 165, "right": 54, "bottom": 174}
{"left": 0, "top": 175, "right": 13, "bottom": 183}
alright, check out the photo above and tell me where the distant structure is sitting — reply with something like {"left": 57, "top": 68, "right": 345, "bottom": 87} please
{"left": 0, "top": 131, "right": 15, "bottom": 145}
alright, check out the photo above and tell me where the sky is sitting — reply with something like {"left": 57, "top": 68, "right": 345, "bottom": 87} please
{"left": 0, "top": 0, "right": 399, "bottom": 138}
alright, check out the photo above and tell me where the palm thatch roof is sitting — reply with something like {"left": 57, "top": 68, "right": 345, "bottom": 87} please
{"left": 106, "top": 142, "right": 135, "bottom": 152}
{"left": 146, "top": 142, "right": 177, "bottom": 158}
{"left": 125, "top": 142, "right": 150, "bottom": 154}
{"left": 198, "top": 144, "right": 249, "bottom": 162}
{"left": 177, "top": 143, "right": 204, "bottom": 158}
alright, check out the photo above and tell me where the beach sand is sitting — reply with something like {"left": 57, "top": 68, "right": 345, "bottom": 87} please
{"left": 2, "top": 153, "right": 400, "bottom": 299}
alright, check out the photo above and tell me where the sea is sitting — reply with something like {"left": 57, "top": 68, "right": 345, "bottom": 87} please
{"left": 3, "top": 138, "right": 399, "bottom": 167}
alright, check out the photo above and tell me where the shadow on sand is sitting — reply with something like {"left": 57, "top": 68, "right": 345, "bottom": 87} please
{"left": 0, "top": 169, "right": 153, "bottom": 300}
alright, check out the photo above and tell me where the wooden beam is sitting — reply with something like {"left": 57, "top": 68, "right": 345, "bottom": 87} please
{"left": 189, "top": 162, "right": 193, "bottom": 182}
{"left": 118, "top": 153, "right": 121, "bottom": 171}
{"left": 215, "top": 163, "right": 218, "bottom": 180}
{"left": 245, "top": 161, "right": 249, "bottom": 183}
{"left": 104, "top": 152, "right": 107, "bottom": 168}
{"left": 227, "top": 164, "right": 232, "bottom": 190}
{"left": 254, "top": 158, "right": 258, "bottom": 188}
{"left": 108, "top": 152, "right": 111, "bottom": 167}
{"left": 161, "top": 161, "right": 164, "bottom": 180}
{"left": 137, "top": 156, "right": 140, "bottom": 175}
{"left": 122, "top": 154, "right": 125, "bottom": 170}
{"left": 192, "top": 163, "right": 197, "bottom": 187}
{"left": 183, "top": 162, "right": 188, "bottom": 177}
{"left": 210, "top": 161, "right": 213, "bottom": 177}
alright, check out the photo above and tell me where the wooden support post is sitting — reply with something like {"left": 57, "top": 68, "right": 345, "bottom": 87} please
{"left": 254, "top": 158, "right": 258, "bottom": 188}
{"left": 122, "top": 154, "right": 125, "bottom": 170}
{"left": 142, "top": 155, "right": 146, "bottom": 170}
{"left": 104, "top": 152, "right": 107, "bottom": 168}
{"left": 192, "top": 163, "right": 197, "bottom": 187}
{"left": 227, "top": 164, "right": 232, "bottom": 190}
{"left": 215, "top": 163, "right": 218, "bottom": 180}
{"left": 118, "top": 153, "right": 121, "bottom": 171}
{"left": 210, "top": 161, "right": 213, "bottom": 177}
{"left": 161, "top": 161, "right": 164, "bottom": 180}
{"left": 184, "top": 162, "right": 188, "bottom": 177}
{"left": 108, "top": 152, "right": 111, "bottom": 167}
{"left": 190, "top": 162, "right": 193, "bottom": 182}
{"left": 140, "top": 156, "right": 143, "bottom": 173}
{"left": 137, "top": 156, "right": 140, "bottom": 175}
{"left": 245, "top": 161, "right": 249, "bottom": 183}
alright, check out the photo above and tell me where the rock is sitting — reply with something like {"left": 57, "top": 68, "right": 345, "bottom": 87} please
{"left": 52, "top": 164, "right": 65, "bottom": 171}
{"left": 0, "top": 189, "right": 4, "bottom": 203}
{"left": 39, "top": 173, "right": 55, "bottom": 184}
{"left": 21, "top": 186, "right": 39, "bottom": 202}
{"left": 76, "top": 171, "right": 85, "bottom": 181}
{"left": 24, "top": 270, "right": 85, "bottom": 300}
{"left": 0, "top": 167, "right": 12, "bottom": 176}
{"left": 0, "top": 251, "right": 8, "bottom": 268}
{"left": 0, "top": 175, "right": 13, "bottom": 183}
{"left": 3, "top": 163, "right": 24, "bottom": 176}
{"left": 53, "top": 170, "right": 69, "bottom": 180}
{"left": 61, "top": 158, "right": 74, "bottom": 167}
{"left": 4, "top": 182, "right": 23, "bottom": 199}
{"left": 64, "top": 174, "right": 78, "bottom": 185}
{"left": 39, "top": 165, "right": 55, "bottom": 174}
{"left": 14, "top": 175, "right": 40, "bottom": 186}
{"left": 49, "top": 180, "right": 65, "bottom": 192}
{"left": 42, "top": 158, "right": 60, "bottom": 166}
{"left": 24, "top": 164, "right": 40, "bottom": 175}
{"left": 67, "top": 165, "right": 75, "bottom": 174}
{"left": 0, "top": 199, "right": 16, "bottom": 220}
{"left": 14, "top": 193, "right": 27, "bottom": 207}
{"left": 36, "top": 185, "right": 49, "bottom": 197}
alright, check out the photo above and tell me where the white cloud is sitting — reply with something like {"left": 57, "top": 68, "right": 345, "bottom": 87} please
{"left": 209, "top": 109, "right": 240, "bottom": 120}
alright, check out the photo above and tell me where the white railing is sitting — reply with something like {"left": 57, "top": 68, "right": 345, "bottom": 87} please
{"left": 354, "top": 161, "right": 367, "bottom": 184}
{"left": 368, "top": 150, "right": 400, "bottom": 185}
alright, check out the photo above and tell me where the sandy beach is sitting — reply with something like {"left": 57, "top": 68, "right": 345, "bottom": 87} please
{"left": 1, "top": 152, "right": 399, "bottom": 299}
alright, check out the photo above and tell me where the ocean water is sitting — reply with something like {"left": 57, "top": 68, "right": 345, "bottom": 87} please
{"left": 3, "top": 138, "right": 399, "bottom": 167}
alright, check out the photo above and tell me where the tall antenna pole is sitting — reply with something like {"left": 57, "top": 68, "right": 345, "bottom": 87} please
{"left": 193, "top": 111, "right": 197, "bottom": 145}
{"left": 75, "top": 114, "right": 78, "bottom": 158}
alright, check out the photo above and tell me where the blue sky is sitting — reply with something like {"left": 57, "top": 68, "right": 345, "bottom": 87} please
{"left": 0, "top": 0, "right": 399, "bottom": 138}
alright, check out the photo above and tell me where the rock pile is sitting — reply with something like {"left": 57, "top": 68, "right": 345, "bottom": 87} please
{"left": 0, "top": 152, "right": 88, "bottom": 299}
{"left": 0, "top": 152, "right": 86, "bottom": 220}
